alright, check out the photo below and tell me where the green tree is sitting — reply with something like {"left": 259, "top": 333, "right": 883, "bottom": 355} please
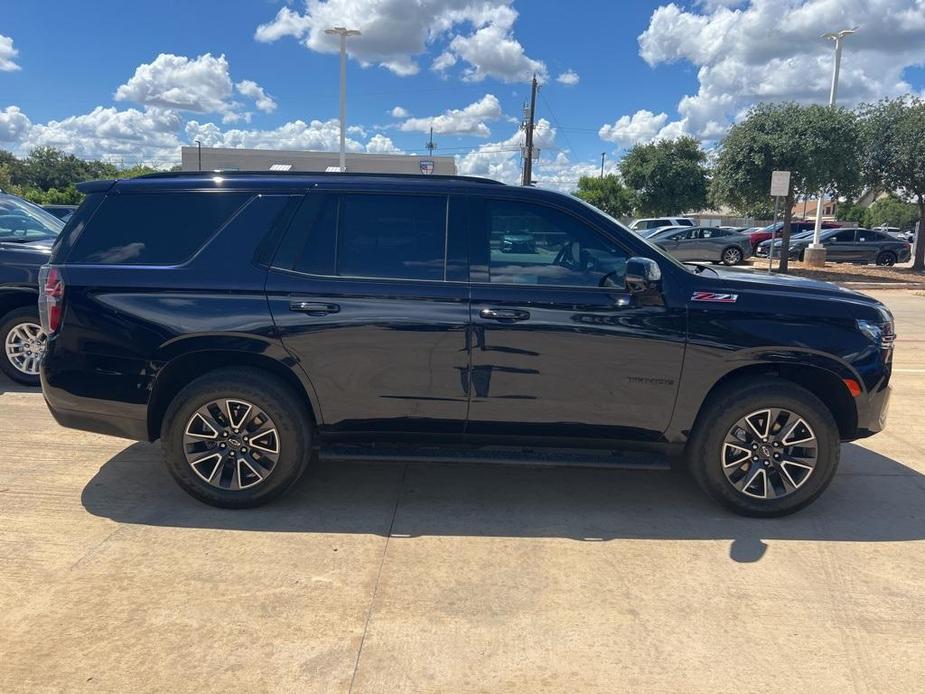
{"left": 573, "top": 174, "right": 634, "bottom": 218}
{"left": 860, "top": 97, "right": 925, "bottom": 271}
{"left": 619, "top": 136, "right": 708, "bottom": 216}
{"left": 711, "top": 103, "right": 862, "bottom": 272}
{"left": 866, "top": 195, "right": 919, "bottom": 230}
{"left": 20, "top": 147, "right": 91, "bottom": 190}
{"left": 838, "top": 197, "right": 870, "bottom": 227}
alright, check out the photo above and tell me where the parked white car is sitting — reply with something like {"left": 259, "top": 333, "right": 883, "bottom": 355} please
{"left": 629, "top": 217, "right": 695, "bottom": 232}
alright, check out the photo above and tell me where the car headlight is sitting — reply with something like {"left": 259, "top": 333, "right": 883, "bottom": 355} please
{"left": 857, "top": 319, "right": 896, "bottom": 349}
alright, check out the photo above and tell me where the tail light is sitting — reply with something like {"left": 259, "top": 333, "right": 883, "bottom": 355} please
{"left": 38, "top": 265, "right": 64, "bottom": 335}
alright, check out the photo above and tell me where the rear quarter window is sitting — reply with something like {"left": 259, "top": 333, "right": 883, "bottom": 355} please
{"left": 66, "top": 192, "right": 250, "bottom": 265}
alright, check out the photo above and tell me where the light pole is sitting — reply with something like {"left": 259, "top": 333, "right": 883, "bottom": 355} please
{"left": 805, "top": 26, "right": 857, "bottom": 267}
{"left": 600, "top": 152, "right": 606, "bottom": 178}
{"left": 325, "top": 26, "right": 361, "bottom": 172}
{"left": 194, "top": 140, "right": 202, "bottom": 171}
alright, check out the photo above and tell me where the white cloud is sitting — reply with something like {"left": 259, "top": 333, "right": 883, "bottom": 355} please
{"left": 184, "top": 117, "right": 365, "bottom": 152}
{"left": 556, "top": 69, "right": 580, "bottom": 86}
{"left": 255, "top": 0, "right": 545, "bottom": 82}
{"left": 399, "top": 94, "right": 503, "bottom": 137}
{"left": 627, "top": 0, "right": 925, "bottom": 142}
{"left": 0, "top": 106, "right": 31, "bottom": 142}
{"left": 0, "top": 35, "right": 20, "bottom": 72}
{"left": 236, "top": 80, "right": 277, "bottom": 113}
{"left": 599, "top": 110, "right": 669, "bottom": 147}
{"left": 365, "top": 133, "right": 402, "bottom": 153}
{"left": 20, "top": 106, "right": 183, "bottom": 163}
{"left": 115, "top": 53, "right": 237, "bottom": 114}
{"left": 456, "top": 117, "right": 557, "bottom": 184}
{"left": 389, "top": 106, "right": 410, "bottom": 118}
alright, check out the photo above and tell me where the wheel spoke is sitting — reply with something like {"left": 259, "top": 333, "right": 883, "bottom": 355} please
{"left": 182, "top": 397, "right": 280, "bottom": 492}
{"left": 721, "top": 407, "right": 819, "bottom": 502}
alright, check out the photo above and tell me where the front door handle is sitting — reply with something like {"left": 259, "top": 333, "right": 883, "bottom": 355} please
{"left": 479, "top": 308, "right": 530, "bottom": 321}
{"left": 289, "top": 300, "right": 340, "bottom": 316}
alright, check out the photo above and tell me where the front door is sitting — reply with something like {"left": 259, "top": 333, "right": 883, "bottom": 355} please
{"left": 266, "top": 191, "right": 470, "bottom": 435}
{"left": 466, "top": 197, "right": 686, "bottom": 441}
{"left": 823, "top": 229, "right": 859, "bottom": 262}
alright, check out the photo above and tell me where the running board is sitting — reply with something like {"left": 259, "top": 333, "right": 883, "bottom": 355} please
{"left": 320, "top": 445, "right": 671, "bottom": 470}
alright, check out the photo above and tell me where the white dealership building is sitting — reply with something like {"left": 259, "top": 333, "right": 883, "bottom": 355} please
{"left": 180, "top": 146, "right": 457, "bottom": 176}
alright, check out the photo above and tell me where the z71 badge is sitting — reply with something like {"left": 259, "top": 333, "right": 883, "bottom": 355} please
{"left": 691, "top": 291, "right": 739, "bottom": 303}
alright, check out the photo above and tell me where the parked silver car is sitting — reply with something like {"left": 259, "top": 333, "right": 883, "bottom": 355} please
{"left": 646, "top": 226, "right": 752, "bottom": 265}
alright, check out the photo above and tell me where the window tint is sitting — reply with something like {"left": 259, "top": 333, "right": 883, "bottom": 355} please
{"left": 0, "top": 195, "right": 64, "bottom": 242}
{"left": 858, "top": 231, "right": 885, "bottom": 242}
{"left": 676, "top": 219, "right": 694, "bottom": 226}
{"left": 827, "top": 229, "right": 856, "bottom": 243}
{"left": 68, "top": 193, "right": 249, "bottom": 264}
{"left": 337, "top": 195, "right": 446, "bottom": 280}
{"left": 705, "top": 228, "right": 728, "bottom": 238}
{"left": 486, "top": 199, "right": 628, "bottom": 287}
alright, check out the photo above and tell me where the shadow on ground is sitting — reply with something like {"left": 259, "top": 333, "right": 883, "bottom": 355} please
{"left": 81, "top": 440, "right": 925, "bottom": 563}
{"left": 0, "top": 374, "right": 36, "bottom": 394}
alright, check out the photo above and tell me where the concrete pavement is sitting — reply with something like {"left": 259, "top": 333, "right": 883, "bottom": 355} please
{"left": 1, "top": 289, "right": 924, "bottom": 693}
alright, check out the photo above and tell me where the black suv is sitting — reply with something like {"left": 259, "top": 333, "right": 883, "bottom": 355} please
{"left": 1, "top": 192, "right": 64, "bottom": 384}
{"left": 40, "top": 172, "right": 894, "bottom": 516}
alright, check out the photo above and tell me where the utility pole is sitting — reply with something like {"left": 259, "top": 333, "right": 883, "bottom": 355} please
{"left": 194, "top": 140, "right": 202, "bottom": 171}
{"left": 600, "top": 152, "right": 606, "bottom": 178}
{"left": 425, "top": 126, "right": 436, "bottom": 156}
{"left": 521, "top": 74, "right": 538, "bottom": 187}
{"left": 325, "top": 26, "right": 362, "bottom": 172}
{"left": 805, "top": 26, "right": 857, "bottom": 267}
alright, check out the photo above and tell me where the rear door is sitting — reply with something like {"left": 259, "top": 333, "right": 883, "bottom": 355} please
{"left": 855, "top": 230, "right": 886, "bottom": 263}
{"left": 266, "top": 190, "right": 470, "bottom": 436}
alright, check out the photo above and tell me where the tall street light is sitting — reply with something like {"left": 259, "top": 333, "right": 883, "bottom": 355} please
{"left": 325, "top": 26, "right": 362, "bottom": 172}
{"left": 805, "top": 26, "right": 857, "bottom": 267}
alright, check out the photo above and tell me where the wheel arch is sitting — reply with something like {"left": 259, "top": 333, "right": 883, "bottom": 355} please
{"left": 147, "top": 349, "right": 320, "bottom": 442}
{"left": 686, "top": 362, "right": 858, "bottom": 444}
{"left": 0, "top": 288, "right": 39, "bottom": 322}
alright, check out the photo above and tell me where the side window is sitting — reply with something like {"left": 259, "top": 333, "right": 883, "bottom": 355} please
{"left": 67, "top": 192, "right": 250, "bottom": 265}
{"left": 858, "top": 231, "right": 883, "bottom": 243}
{"left": 485, "top": 199, "right": 628, "bottom": 288}
{"left": 282, "top": 193, "right": 448, "bottom": 281}
{"left": 828, "top": 229, "right": 856, "bottom": 243}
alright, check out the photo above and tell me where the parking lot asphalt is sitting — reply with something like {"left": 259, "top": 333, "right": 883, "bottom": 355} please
{"left": 2, "top": 289, "right": 924, "bottom": 694}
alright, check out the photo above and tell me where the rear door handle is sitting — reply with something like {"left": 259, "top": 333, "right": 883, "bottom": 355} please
{"left": 479, "top": 308, "right": 530, "bottom": 321}
{"left": 289, "top": 300, "right": 340, "bottom": 316}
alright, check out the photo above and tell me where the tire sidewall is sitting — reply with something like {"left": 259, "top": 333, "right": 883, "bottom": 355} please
{"left": 722, "top": 247, "right": 742, "bottom": 265}
{"left": 876, "top": 252, "right": 896, "bottom": 266}
{"left": 161, "top": 369, "right": 311, "bottom": 508}
{"left": 0, "top": 307, "right": 43, "bottom": 386}
{"left": 689, "top": 382, "right": 840, "bottom": 517}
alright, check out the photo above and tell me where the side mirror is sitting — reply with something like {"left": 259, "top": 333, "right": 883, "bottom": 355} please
{"left": 625, "top": 257, "right": 662, "bottom": 293}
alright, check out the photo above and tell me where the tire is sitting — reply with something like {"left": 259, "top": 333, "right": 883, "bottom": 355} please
{"left": 0, "top": 307, "right": 45, "bottom": 386}
{"left": 876, "top": 251, "right": 897, "bottom": 267}
{"left": 686, "top": 378, "right": 840, "bottom": 517}
{"left": 721, "top": 246, "right": 743, "bottom": 265}
{"left": 161, "top": 367, "right": 313, "bottom": 508}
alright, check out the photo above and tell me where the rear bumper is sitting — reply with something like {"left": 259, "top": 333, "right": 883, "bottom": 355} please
{"left": 44, "top": 397, "right": 150, "bottom": 441}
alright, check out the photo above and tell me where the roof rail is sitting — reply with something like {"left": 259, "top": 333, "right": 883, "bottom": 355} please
{"left": 134, "top": 170, "right": 505, "bottom": 185}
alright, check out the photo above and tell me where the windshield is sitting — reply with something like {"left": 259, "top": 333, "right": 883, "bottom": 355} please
{"left": 0, "top": 195, "right": 65, "bottom": 242}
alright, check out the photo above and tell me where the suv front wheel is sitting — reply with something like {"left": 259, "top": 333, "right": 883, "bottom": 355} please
{"left": 161, "top": 367, "right": 313, "bottom": 508}
{"left": 687, "top": 378, "right": 840, "bottom": 517}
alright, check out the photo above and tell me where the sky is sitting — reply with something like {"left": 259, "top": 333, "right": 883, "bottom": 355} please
{"left": 1, "top": 0, "right": 924, "bottom": 192}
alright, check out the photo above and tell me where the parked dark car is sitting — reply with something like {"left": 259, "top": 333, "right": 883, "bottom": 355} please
{"left": 647, "top": 226, "right": 752, "bottom": 265}
{"left": 41, "top": 205, "right": 78, "bottom": 223}
{"left": 41, "top": 172, "right": 894, "bottom": 517}
{"left": 756, "top": 227, "right": 911, "bottom": 265}
{"left": 0, "top": 192, "right": 63, "bottom": 384}
{"left": 501, "top": 232, "right": 536, "bottom": 253}
{"left": 747, "top": 220, "right": 840, "bottom": 251}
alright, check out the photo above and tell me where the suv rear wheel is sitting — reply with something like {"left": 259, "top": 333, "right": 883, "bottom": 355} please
{"left": 687, "top": 378, "right": 840, "bottom": 517}
{"left": 721, "top": 246, "right": 743, "bottom": 265}
{"left": 161, "top": 367, "right": 313, "bottom": 508}
{"left": 1, "top": 307, "right": 46, "bottom": 386}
